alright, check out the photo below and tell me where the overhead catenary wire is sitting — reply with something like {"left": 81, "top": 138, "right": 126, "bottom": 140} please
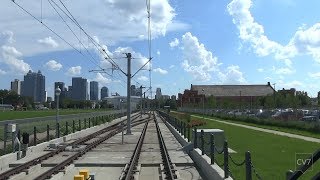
{"left": 47, "top": 0, "right": 103, "bottom": 70}
{"left": 56, "top": 0, "right": 126, "bottom": 75}
{"left": 11, "top": 0, "right": 101, "bottom": 78}
{"left": 12, "top": 1, "right": 83, "bottom": 56}
{"left": 51, "top": 0, "right": 117, "bottom": 71}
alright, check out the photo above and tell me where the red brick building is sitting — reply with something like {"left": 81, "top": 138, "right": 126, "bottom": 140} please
{"left": 178, "top": 82, "right": 275, "bottom": 108}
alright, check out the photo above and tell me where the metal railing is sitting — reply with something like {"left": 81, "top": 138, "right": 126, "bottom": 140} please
{"left": 158, "top": 111, "right": 263, "bottom": 180}
{"left": 286, "top": 149, "right": 320, "bottom": 180}
{"left": 1, "top": 111, "right": 131, "bottom": 155}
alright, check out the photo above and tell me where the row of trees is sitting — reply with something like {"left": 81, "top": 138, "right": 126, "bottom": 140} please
{"left": 0, "top": 89, "right": 34, "bottom": 109}
{"left": 1, "top": 88, "right": 312, "bottom": 111}
{"left": 182, "top": 92, "right": 312, "bottom": 109}
{"left": 0, "top": 89, "right": 111, "bottom": 110}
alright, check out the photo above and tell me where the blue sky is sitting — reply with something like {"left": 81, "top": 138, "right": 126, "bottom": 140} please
{"left": 1, "top": 0, "right": 320, "bottom": 99}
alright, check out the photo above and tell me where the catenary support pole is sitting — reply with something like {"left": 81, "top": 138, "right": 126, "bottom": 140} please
{"left": 126, "top": 53, "right": 132, "bottom": 134}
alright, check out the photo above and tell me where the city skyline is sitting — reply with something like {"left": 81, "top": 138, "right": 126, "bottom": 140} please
{"left": 7, "top": 71, "right": 120, "bottom": 101}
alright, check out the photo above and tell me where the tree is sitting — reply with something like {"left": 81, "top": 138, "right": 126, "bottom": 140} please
{"left": 206, "top": 95, "right": 217, "bottom": 108}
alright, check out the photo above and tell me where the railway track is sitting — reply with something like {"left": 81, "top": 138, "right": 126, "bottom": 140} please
{"left": 0, "top": 113, "right": 145, "bottom": 180}
{"left": 119, "top": 112, "right": 178, "bottom": 180}
{"left": 0, "top": 111, "right": 195, "bottom": 179}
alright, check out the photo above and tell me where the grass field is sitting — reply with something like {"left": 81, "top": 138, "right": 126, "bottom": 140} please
{"left": 211, "top": 114, "right": 320, "bottom": 140}
{"left": 0, "top": 109, "right": 110, "bottom": 121}
{"left": 170, "top": 111, "right": 320, "bottom": 179}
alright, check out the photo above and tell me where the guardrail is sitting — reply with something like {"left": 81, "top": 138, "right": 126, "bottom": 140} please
{"left": 158, "top": 111, "right": 262, "bottom": 180}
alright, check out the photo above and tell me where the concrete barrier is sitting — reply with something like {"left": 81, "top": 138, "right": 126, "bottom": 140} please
{"left": 163, "top": 119, "right": 233, "bottom": 180}
{"left": 0, "top": 114, "right": 128, "bottom": 173}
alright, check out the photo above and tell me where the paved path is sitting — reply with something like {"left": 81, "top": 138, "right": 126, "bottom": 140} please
{"left": 192, "top": 115, "right": 320, "bottom": 144}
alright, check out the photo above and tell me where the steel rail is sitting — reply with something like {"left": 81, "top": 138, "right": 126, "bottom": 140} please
{"left": 0, "top": 113, "right": 141, "bottom": 180}
{"left": 120, "top": 119, "right": 150, "bottom": 180}
{"left": 34, "top": 117, "right": 151, "bottom": 180}
{"left": 34, "top": 126, "right": 121, "bottom": 180}
{"left": 154, "top": 113, "right": 176, "bottom": 180}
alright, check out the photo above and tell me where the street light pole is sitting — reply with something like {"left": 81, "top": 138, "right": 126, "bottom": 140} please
{"left": 55, "top": 87, "right": 61, "bottom": 138}
{"left": 240, "top": 90, "right": 242, "bottom": 110}
{"left": 202, "top": 89, "right": 205, "bottom": 120}
{"left": 272, "top": 83, "right": 276, "bottom": 108}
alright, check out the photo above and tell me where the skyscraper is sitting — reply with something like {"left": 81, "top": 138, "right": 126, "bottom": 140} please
{"left": 130, "top": 85, "right": 136, "bottom": 96}
{"left": 21, "top": 70, "right": 46, "bottom": 102}
{"left": 11, "top": 79, "right": 21, "bottom": 95}
{"left": 54, "top": 82, "right": 67, "bottom": 101}
{"left": 71, "top": 77, "right": 87, "bottom": 100}
{"left": 101, "top": 86, "right": 109, "bottom": 100}
{"left": 90, "top": 81, "right": 99, "bottom": 101}
{"left": 156, "top": 88, "right": 162, "bottom": 99}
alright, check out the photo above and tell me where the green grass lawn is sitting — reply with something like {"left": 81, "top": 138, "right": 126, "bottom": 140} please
{"left": 0, "top": 109, "right": 110, "bottom": 121}
{"left": 217, "top": 118, "right": 320, "bottom": 139}
{"left": 170, "top": 111, "right": 320, "bottom": 179}
{"left": 175, "top": 111, "right": 320, "bottom": 140}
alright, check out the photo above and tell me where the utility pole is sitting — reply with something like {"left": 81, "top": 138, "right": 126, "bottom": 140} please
{"left": 272, "top": 83, "right": 276, "bottom": 108}
{"left": 126, "top": 53, "right": 132, "bottom": 135}
{"left": 240, "top": 90, "right": 242, "bottom": 110}
{"left": 89, "top": 52, "right": 151, "bottom": 135}
{"left": 143, "top": 92, "right": 146, "bottom": 114}
{"left": 140, "top": 86, "right": 146, "bottom": 117}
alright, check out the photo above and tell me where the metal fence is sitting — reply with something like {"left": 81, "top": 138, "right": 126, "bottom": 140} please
{"left": 158, "top": 111, "right": 263, "bottom": 180}
{"left": 0, "top": 110, "right": 127, "bottom": 155}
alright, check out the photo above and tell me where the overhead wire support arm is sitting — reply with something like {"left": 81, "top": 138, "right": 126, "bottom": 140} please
{"left": 131, "top": 57, "right": 153, "bottom": 78}
{"left": 54, "top": 0, "right": 124, "bottom": 73}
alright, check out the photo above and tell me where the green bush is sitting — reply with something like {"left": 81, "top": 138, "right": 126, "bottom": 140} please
{"left": 212, "top": 113, "right": 320, "bottom": 134}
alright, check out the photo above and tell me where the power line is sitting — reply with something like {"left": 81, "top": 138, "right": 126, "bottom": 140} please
{"left": 56, "top": 0, "right": 126, "bottom": 75}
{"left": 48, "top": 0, "right": 102, "bottom": 70}
{"left": 12, "top": 1, "right": 82, "bottom": 55}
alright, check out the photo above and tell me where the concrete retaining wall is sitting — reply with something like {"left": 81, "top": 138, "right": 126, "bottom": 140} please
{"left": 163, "top": 119, "right": 233, "bottom": 180}
{"left": 0, "top": 114, "right": 127, "bottom": 173}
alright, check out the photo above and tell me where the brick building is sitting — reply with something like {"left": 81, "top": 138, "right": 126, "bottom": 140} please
{"left": 178, "top": 82, "right": 275, "bottom": 108}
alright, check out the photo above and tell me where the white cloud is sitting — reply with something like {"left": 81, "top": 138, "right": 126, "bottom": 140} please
{"left": 1, "top": 45, "right": 31, "bottom": 74}
{"left": 179, "top": 32, "right": 247, "bottom": 83}
{"left": 257, "top": 68, "right": 264, "bottom": 72}
{"left": 0, "top": 69, "right": 6, "bottom": 75}
{"left": 264, "top": 77, "right": 272, "bottom": 81}
{"left": 169, "top": 65, "right": 175, "bottom": 69}
{"left": 272, "top": 66, "right": 295, "bottom": 75}
{"left": 100, "top": 46, "right": 150, "bottom": 73}
{"left": 95, "top": 73, "right": 111, "bottom": 85}
{"left": 169, "top": 38, "right": 180, "bottom": 48}
{"left": 157, "top": 50, "right": 160, "bottom": 55}
{"left": 137, "top": 75, "right": 149, "bottom": 81}
{"left": 181, "top": 32, "right": 219, "bottom": 81}
{"left": 37, "top": 36, "right": 59, "bottom": 48}
{"left": 44, "top": 60, "right": 62, "bottom": 71}
{"left": 153, "top": 67, "right": 168, "bottom": 74}
{"left": 278, "top": 80, "right": 303, "bottom": 89}
{"left": 1, "top": 31, "right": 15, "bottom": 44}
{"left": 290, "top": 23, "right": 320, "bottom": 62}
{"left": 66, "top": 66, "right": 81, "bottom": 76}
{"left": 219, "top": 65, "right": 247, "bottom": 84}
{"left": 0, "top": 0, "right": 186, "bottom": 56}
{"left": 308, "top": 72, "right": 320, "bottom": 79}
{"left": 227, "top": 0, "right": 320, "bottom": 65}
{"left": 227, "top": 0, "right": 282, "bottom": 57}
